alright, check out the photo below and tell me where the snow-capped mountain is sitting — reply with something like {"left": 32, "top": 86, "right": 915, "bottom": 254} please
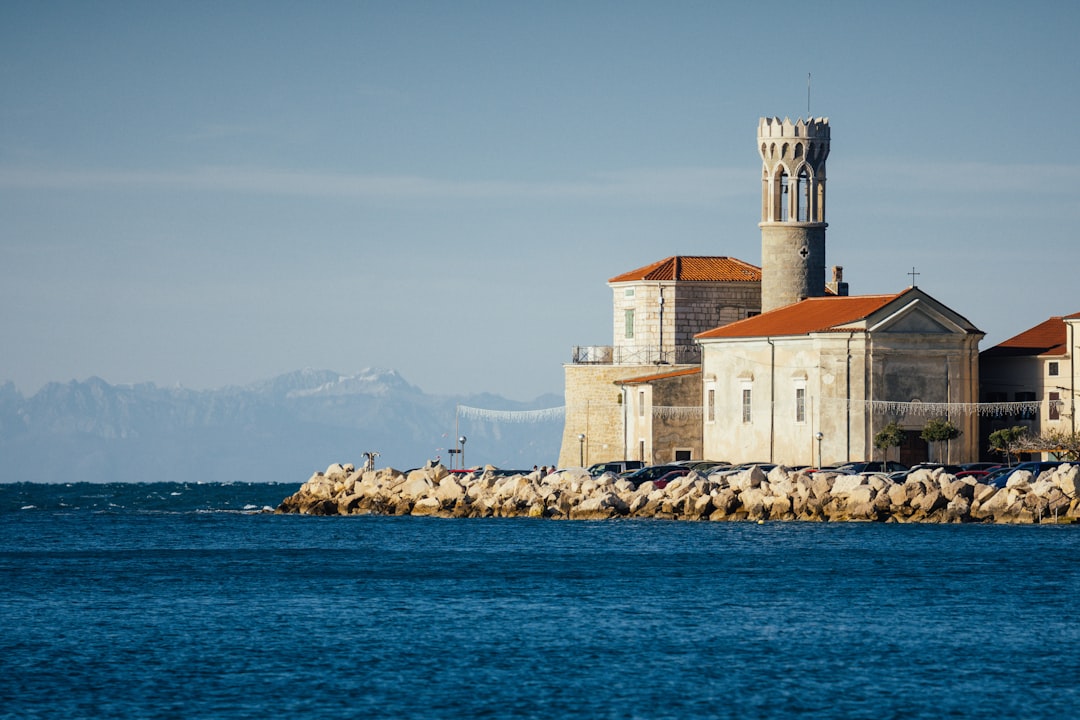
{"left": 0, "top": 371, "right": 563, "bottom": 484}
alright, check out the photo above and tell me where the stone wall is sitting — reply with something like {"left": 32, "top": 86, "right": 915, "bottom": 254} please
{"left": 559, "top": 363, "right": 657, "bottom": 468}
{"left": 611, "top": 281, "right": 760, "bottom": 355}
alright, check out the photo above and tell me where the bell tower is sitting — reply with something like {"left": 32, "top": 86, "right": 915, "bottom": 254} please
{"left": 758, "top": 116, "right": 830, "bottom": 312}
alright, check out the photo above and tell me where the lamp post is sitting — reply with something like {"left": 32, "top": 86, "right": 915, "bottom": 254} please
{"left": 578, "top": 433, "right": 586, "bottom": 467}
{"left": 459, "top": 436, "right": 467, "bottom": 471}
{"left": 816, "top": 431, "right": 824, "bottom": 469}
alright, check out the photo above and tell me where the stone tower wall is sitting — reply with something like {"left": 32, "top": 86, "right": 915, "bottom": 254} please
{"left": 758, "top": 116, "right": 830, "bottom": 313}
{"left": 760, "top": 224, "right": 826, "bottom": 312}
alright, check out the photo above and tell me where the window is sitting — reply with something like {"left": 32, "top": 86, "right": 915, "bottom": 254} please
{"left": 780, "top": 172, "right": 789, "bottom": 220}
{"left": 797, "top": 168, "right": 810, "bottom": 222}
{"left": 638, "top": 390, "right": 645, "bottom": 418}
{"left": 707, "top": 388, "right": 716, "bottom": 423}
{"left": 795, "top": 387, "right": 806, "bottom": 424}
{"left": 1049, "top": 392, "right": 1061, "bottom": 421}
{"left": 638, "top": 439, "right": 645, "bottom": 462}
{"left": 674, "top": 449, "right": 691, "bottom": 462}
{"left": 624, "top": 288, "right": 635, "bottom": 297}
{"left": 624, "top": 309, "right": 635, "bottom": 339}
{"left": 742, "top": 388, "right": 752, "bottom": 423}
{"left": 1049, "top": 361, "right": 1059, "bottom": 377}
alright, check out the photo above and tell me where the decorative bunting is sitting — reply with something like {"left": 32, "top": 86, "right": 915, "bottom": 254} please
{"left": 652, "top": 406, "right": 704, "bottom": 419}
{"left": 458, "top": 405, "right": 566, "bottom": 423}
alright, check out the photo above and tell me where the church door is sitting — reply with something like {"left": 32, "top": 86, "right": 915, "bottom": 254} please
{"left": 898, "top": 430, "right": 929, "bottom": 467}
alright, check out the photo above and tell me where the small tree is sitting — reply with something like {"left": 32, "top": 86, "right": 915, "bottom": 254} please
{"left": 988, "top": 425, "right": 1028, "bottom": 467}
{"left": 873, "top": 422, "right": 906, "bottom": 462}
{"left": 921, "top": 418, "right": 961, "bottom": 463}
{"left": 1019, "top": 429, "right": 1080, "bottom": 461}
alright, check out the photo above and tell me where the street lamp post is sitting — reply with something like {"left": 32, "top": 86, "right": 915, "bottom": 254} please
{"left": 459, "top": 436, "right": 467, "bottom": 471}
{"left": 816, "top": 431, "right": 824, "bottom": 469}
{"left": 578, "top": 433, "right": 586, "bottom": 467}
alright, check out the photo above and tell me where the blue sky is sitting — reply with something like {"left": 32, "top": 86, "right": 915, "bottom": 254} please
{"left": 2, "top": 1, "right": 1078, "bottom": 400}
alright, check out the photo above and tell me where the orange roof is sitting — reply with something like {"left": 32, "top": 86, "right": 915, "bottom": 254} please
{"left": 982, "top": 313, "right": 1079, "bottom": 357}
{"left": 615, "top": 367, "right": 701, "bottom": 386}
{"left": 608, "top": 256, "right": 760, "bottom": 284}
{"left": 695, "top": 292, "right": 904, "bottom": 339}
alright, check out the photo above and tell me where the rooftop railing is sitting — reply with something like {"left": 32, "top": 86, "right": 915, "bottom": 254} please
{"left": 571, "top": 345, "right": 701, "bottom": 366}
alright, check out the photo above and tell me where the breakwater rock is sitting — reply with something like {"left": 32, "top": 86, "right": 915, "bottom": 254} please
{"left": 276, "top": 462, "right": 1080, "bottom": 524}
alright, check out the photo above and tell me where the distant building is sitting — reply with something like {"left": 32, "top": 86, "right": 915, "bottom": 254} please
{"left": 980, "top": 313, "right": 1079, "bottom": 460}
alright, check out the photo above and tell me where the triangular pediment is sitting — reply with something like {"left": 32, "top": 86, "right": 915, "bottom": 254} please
{"left": 867, "top": 296, "right": 973, "bottom": 335}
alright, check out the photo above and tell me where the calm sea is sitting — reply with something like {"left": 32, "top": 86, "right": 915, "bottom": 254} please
{"left": 2, "top": 482, "right": 1078, "bottom": 719}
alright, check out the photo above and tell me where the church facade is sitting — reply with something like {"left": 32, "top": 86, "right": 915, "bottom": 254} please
{"left": 697, "top": 289, "right": 983, "bottom": 466}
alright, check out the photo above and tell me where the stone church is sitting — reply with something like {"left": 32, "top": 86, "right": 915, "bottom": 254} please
{"left": 558, "top": 116, "right": 983, "bottom": 468}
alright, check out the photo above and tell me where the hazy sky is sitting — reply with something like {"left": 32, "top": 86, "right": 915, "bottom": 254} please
{"left": 2, "top": 1, "right": 1078, "bottom": 401}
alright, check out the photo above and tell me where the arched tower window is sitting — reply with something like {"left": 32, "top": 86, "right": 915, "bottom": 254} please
{"left": 780, "top": 171, "right": 789, "bottom": 221}
{"left": 797, "top": 168, "right": 810, "bottom": 222}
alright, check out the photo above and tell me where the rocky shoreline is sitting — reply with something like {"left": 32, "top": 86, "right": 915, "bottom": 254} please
{"left": 276, "top": 462, "right": 1080, "bottom": 524}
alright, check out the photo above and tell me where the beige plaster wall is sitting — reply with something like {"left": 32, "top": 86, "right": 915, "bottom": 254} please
{"left": 701, "top": 331, "right": 981, "bottom": 467}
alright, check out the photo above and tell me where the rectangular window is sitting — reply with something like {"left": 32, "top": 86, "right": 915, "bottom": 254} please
{"left": 674, "top": 449, "right": 691, "bottom": 462}
{"left": 1049, "top": 361, "right": 1059, "bottom": 376}
{"left": 1049, "top": 391, "right": 1061, "bottom": 421}
{"left": 707, "top": 388, "right": 716, "bottom": 423}
{"left": 624, "top": 288, "right": 635, "bottom": 297}
{"left": 795, "top": 387, "right": 806, "bottom": 424}
{"left": 742, "top": 388, "right": 752, "bottom": 423}
{"left": 638, "top": 439, "right": 646, "bottom": 462}
{"left": 624, "top": 309, "right": 635, "bottom": 339}
{"left": 638, "top": 390, "right": 645, "bottom": 418}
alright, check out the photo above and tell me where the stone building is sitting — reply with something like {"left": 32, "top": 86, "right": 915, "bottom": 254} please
{"left": 557, "top": 256, "right": 760, "bottom": 468}
{"left": 697, "top": 288, "right": 984, "bottom": 466}
{"left": 558, "top": 115, "right": 984, "bottom": 469}
{"left": 979, "top": 312, "right": 1079, "bottom": 459}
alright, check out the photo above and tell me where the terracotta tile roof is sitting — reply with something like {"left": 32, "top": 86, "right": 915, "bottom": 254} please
{"left": 982, "top": 314, "right": 1077, "bottom": 357}
{"left": 608, "top": 256, "right": 760, "bottom": 284}
{"left": 695, "top": 292, "right": 904, "bottom": 340}
{"left": 615, "top": 367, "right": 701, "bottom": 386}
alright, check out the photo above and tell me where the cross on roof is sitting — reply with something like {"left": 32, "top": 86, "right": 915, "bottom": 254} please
{"left": 908, "top": 266, "right": 920, "bottom": 287}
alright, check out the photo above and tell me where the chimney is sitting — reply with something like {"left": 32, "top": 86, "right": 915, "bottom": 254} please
{"left": 827, "top": 265, "right": 848, "bottom": 297}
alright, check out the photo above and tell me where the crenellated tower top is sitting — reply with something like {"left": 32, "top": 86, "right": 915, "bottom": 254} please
{"left": 758, "top": 117, "right": 829, "bottom": 224}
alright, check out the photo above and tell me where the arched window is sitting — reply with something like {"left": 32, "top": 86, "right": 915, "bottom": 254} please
{"left": 797, "top": 168, "right": 810, "bottom": 222}
{"left": 780, "top": 171, "right": 789, "bottom": 221}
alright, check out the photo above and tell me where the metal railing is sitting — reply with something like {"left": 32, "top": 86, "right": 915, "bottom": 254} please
{"left": 571, "top": 345, "right": 701, "bottom": 365}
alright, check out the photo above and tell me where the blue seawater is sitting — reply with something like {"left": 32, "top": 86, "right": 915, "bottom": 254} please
{"left": 1, "top": 482, "right": 1078, "bottom": 719}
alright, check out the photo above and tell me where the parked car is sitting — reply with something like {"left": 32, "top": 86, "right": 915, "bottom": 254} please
{"left": 588, "top": 460, "right": 644, "bottom": 477}
{"left": 955, "top": 465, "right": 1001, "bottom": 481}
{"left": 652, "top": 468, "right": 692, "bottom": 489}
{"left": 709, "top": 462, "right": 777, "bottom": 478}
{"left": 671, "top": 460, "right": 731, "bottom": 474}
{"left": 982, "top": 461, "right": 1067, "bottom": 488}
{"left": 960, "top": 462, "right": 1002, "bottom": 472}
{"left": 621, "top": 464, "right": 685, "bottom": 487}
{"left": 906, "top": 463, "right": 965, "bottom": 476}
{"left": 833, "top": 461, "right": 909, "bottom": 475}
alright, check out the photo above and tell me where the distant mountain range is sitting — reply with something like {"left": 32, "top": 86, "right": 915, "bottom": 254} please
{"left": 0, "top": 369, "right": 564, "bottom": 484}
